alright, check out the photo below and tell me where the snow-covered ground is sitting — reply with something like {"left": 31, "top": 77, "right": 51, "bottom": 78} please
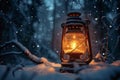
{"left": 0, "top": 57, "right": 120, "bottom": 80}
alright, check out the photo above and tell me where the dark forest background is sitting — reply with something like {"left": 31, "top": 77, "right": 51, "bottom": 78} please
{"left": 0, "top": 0, "right": 120, "bottom": 66}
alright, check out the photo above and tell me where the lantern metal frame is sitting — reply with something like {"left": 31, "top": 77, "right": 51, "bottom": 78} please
{"left": 61, "top": 12, "right": 92, "bottom": 65}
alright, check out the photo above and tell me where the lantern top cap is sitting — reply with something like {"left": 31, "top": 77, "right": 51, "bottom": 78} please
{"left": 67, "top": 12, "right": 81, "bottom": 17}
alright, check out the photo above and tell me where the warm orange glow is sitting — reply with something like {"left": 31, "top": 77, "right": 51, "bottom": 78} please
{"left": 62, "top": 33, "right": 88, "bottom": 54}
{"left": 73, "top": 35, "right": 76, "bottom": 39}
{"left": 71, "top": 41, "right": 76, "bottom": 49}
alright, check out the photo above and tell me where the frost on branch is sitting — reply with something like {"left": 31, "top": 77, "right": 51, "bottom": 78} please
{"left": 40, "top": 57, "right": 61, "bottom": 68}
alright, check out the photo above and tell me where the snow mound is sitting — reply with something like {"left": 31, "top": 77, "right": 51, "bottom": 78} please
{"left": 111, "top": 60, "right": 120, "bottom": 66}
{"left": 0, "top": 57, "right": 120, "bottom": 80}
{"left": 77, "top": 66, "right": 120, "bottom": 80}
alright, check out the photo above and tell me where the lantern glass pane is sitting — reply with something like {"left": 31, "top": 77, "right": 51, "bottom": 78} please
{"left": 62, "top": 33, "right": 88, "bottom": 54}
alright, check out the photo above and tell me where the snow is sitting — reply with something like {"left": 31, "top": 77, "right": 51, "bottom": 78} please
{"left": 0, "top": 0, "right": 120, "bottom": 79}
{"left": 77, "top": 66, "right": 120, "bottom": 80}
{"left": 111, "top": 60, "right": 120, "bottom": 66}
{"left": 40, "top": 57, "right": 61, "bottom": 68}
{"left": 14, "top": 62, "right": 76, "bottom": 80}
{"left": 0, "top": 57, "right": 120, "bottom": 80}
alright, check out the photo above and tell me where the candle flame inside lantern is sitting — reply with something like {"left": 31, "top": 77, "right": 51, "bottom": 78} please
{"left": 71, "top": 41, "right": 76, "bottom": 49}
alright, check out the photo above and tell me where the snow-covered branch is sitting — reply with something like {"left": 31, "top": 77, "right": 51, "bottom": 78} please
{"left": 0, "top": 52, "right": 22, "bottom": 56}
{"left": 0, "top": 40, "right": 42, "bottom": 64}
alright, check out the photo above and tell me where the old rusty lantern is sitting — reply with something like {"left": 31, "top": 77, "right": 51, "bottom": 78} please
{"left": 61, "top": 12, "right": 92, "bottom": 65}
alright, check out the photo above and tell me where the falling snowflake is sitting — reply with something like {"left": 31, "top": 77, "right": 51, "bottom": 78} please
{"left": 95, "top": 18, "right": 98, "bottom": 21}
{"left": 12, "top": 45, "right": 15, "bottom": 48}
{"left": 94, "top": 6, "right": 96, "bottom": 8}
{"left": 37, "top": 45, "right": 40, "bottom": 48}
{"left": 109, "top": 25, "right": 112, "bottom": 28}
{"left": 16, "top": 31, "right": 18, "bottom": 34}
{"left": 20, "top": 29, "right": 23, "bottom": 32}
{"left": 95, "top": 40, "right": 98, "bottom": 43}
{"left": 117, "top": 7, "right": 119, "bottom": 10}
{"left": 56, "top": 50, "right": 59, "bottom": 53}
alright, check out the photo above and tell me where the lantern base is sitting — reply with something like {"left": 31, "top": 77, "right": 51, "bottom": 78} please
{"left": 60, "top": 62, "right": 87, "bottom": 73}
{"left": 61, "top": 62, "right": 87, "bottom": 67}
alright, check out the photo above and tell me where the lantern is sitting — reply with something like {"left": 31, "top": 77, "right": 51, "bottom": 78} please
{"left": 61, "top": 12, "right": 92, "bottom": 65}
